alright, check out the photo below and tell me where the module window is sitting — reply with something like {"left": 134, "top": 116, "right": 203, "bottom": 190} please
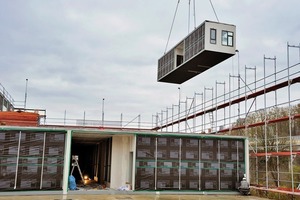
{"left": 210, "top": 28, "right": 217, "bottom": 44}
{"left": 221, "top": 30, "right": 234, "bottom": 46}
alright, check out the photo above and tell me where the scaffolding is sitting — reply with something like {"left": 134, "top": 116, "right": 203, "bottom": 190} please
{"left": 0, "top": 83, "right": 15, "bottom": 112}
{"left": 153, "top": 42, "right": 300, "bottom": 194}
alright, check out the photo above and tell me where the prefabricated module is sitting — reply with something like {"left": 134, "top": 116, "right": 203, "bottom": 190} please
{"left": 157, "top": 20, "right": 236, "bottom": 84}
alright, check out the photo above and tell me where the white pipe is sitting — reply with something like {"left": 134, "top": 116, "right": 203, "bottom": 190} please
{"left": 245, "top": 138, "right": 250, "bottom": 184}
{"left": 40, "top": 132, "right": 47, "bottom": 189}
{"left": 14, "top": 131, "right": 22, "bottom": 189}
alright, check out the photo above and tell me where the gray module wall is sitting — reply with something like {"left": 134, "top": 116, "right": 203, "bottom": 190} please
{"left": 135, "top": 135, "right": 245, "bottom": 191}
{"left": 0, "top": 130, "right": 65, "bottom": 191}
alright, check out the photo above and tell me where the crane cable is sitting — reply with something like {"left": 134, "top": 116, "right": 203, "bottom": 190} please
{"left": 188, "top": 0, "right": 191, "bottom": 33}
{"left": 209, "top": 0, "right": 219, "bottom": 22}
{"left": 188, "top": 0, "right": 197, "bottom": 33}
{"left": 164, "top": 0, "right": 218, "bottom": 54}
{"left": 188, "top": 0, "right": 191, "bottom": 34}
{"left": 193, "top": 0, "right": 196, "bottom": 29}
{"left": 164, "top": 0, "right": 180, "bottom": 54}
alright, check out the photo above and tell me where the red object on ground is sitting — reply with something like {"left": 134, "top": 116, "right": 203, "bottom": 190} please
{"left": 250, "top": 151, "right": 300, "bottom": 157}
{"left": 0, "top": 111, "right": 39, "bottom": 127}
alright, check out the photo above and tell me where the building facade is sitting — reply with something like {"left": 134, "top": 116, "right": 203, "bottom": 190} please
{"left": 0, "top": 126, "right": 249, "bottom": 194}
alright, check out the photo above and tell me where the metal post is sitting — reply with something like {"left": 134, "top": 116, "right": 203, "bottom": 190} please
{"left": 274, "top": 56, "right": 279, "bottom": 187}
{"left": 215, "top": 82, "right": 218, "bottom": 134}
{"left": 254, "top": 66, "right": 258, "bottom": 186}
{"left": 199, "top": 138, "right": 201, "bottom": 190}
{"left": 121, "top": 113, "right": 123, "bottom": 128}
{"left": 236, "top": 141, "right": 239, "bottom": 185}
{"left": 204, "top": 87, "right": 213, "bottom": 133}
{"left": 102, "top": 98, "right": 105, "bottom": 127}
{"left": 216, "top": 82, "right": 225, "bottom": 133}
{"left": 155, "top": 138, "right": 158, "bottom": 190}
{"left": 156, "top": 113, "right": 159, "bottom": 129}
{"left": 229, "top": 74, "right": 239, "bottom": 133}
{"left": 204, "top": 88, "right": 206, "bottom": 132}
{"left": 287, "top": 43, "right": 300, "bottom": 192}
{"left": 172, "top": 105, "right": 174, "bottom": 132}
{"left": 194, "top": 92, "right": 203, "bottom": 133}
{"left": 218, "top": 140, "right": 221, "bottom": 190}
{"left": 223, "top": 82, "right": 226, "bottom": 130}
{"left": 228, "top": 74, "right": 232, "bottom": 134}
{"left": 193, "top": 93, "right": 197, "bottom": 132}
{"left": 185, "top": 97, "right": 188, "bottom": 133}
{"left": 264, "top": 55, "right": 278, "bottom": 186}
{"left": 178, "top": 87, "right": 181, "bottom": 132}
{"left": 138, "top": 114, "right": 141, "bottom": 130}
{"left": 64, "top": 110, "right": 66, "bottom": 126}
{"left": 263, "top": 55, "right": 268, "bottom": 189}
{"left": 24, "top": 79, "right": 28, "bottom": 109}
{"left": 161, "top": 110, "right": 163, "bottom": 131}
{"left": 0, "top": 85, "right": 3, "bottom": 111}
{"left": 166, "top": 107, "right": 169, "bottom": 132}
{"left": 245, "top": 65, "right": 256, "bottom": 185}
{"left": 201, "top": 93, "right": 204, "bottom": 133}
{"left": 287, "top": 42, "right": 292, "bottom": 192}
{"left": 236, "top": 50, "right": 241, "bottom": 127}
{"left": 83, "top": 111, "right": 86, "bottom": 126}
{"left": 186, "top": 97, "right": 194, "bottom": 133}
{"left": 245, "top": 65, "right": 247, "bottom": 134}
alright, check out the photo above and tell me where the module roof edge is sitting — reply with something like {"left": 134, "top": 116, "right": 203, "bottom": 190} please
{"left": 71, "top": 128, "right": 247, "bottom": 140}
{"left": 0, "top": 125, "right": 248, "bottom": 140}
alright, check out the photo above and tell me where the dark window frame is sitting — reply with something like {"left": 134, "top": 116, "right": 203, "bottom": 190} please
{"left": 210, "top": 28, "right": 217, "bottom": 44}
{"left": 221, "top": 30, "right": 234, "bottom": 47}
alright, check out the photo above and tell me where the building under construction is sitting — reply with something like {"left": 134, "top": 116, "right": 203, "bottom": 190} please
{"left": 0, "top": 17, "right": 300, "bottom": 198}
{"left": 0, "top": 44, "right": 300, "bottom": 195}
{"left": 0, "top": 20, "right": 252, "bottom": 195}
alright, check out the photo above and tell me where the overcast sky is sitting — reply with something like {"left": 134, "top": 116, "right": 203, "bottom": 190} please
{"left": 0, "top": 0, "right": 299, "bottom": 125}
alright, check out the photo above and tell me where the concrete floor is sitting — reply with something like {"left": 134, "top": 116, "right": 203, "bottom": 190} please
{"left": 0, "top": 194, "right": 269, "bottom": 200}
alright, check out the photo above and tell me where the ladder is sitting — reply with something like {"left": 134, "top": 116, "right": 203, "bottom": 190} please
{"left": 70, "top": 155, "right": 85, "bottom": 184}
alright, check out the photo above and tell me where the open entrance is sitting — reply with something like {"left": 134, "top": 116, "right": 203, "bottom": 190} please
{"left": 71, "top": 133, "right": 112, "bottom": 190}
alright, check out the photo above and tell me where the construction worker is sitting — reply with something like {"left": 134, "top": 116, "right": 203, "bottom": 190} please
{"left": 238, "top": 176, "right": 250, "bottom": 195}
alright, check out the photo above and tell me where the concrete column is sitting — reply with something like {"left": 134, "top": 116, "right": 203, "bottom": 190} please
{"left": 62, "top": 130, "right": 72, "bottom": 195}
{"left": 110, "top": 135, "right": 133, "bottom": 189}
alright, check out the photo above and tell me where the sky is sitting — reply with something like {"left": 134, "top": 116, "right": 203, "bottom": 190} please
{"left": 0, "top": 0, "right": 299, "bottom": 126}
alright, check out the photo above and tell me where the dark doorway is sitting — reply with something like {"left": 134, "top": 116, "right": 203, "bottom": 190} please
{"left": 71, "top": 136, "right": 112, "bottom": 187}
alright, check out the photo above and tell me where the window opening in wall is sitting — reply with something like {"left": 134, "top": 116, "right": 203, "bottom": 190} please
{"left": 210, "top": 28, "right": 216, "bottom": 44}
{"left": 222, "top": 30, "right": 234, "bottom": 46}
